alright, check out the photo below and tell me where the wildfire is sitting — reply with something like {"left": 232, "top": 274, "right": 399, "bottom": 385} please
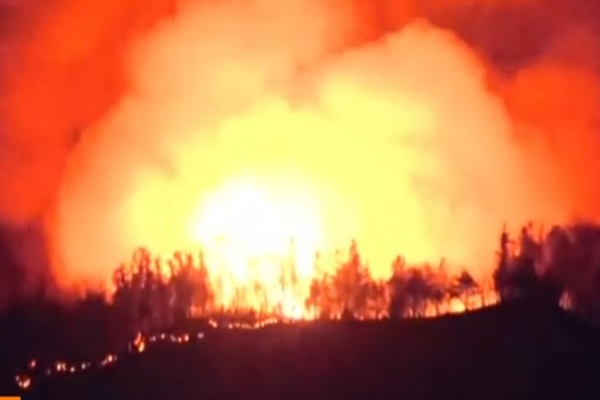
{"left": 185, "top": 175, "right": 324, "bottom": 318}
{"left": 13, "top": 330, "right": 207, "bottom": 392}
{"left": 48, "top": 0, "right": 569, "bottom": 305}
{"left": 133, "top": 332, "right": 146, "bottom": 353}
{"left": 15, "top": 374, "right": 31, "bottom": 390}
{"left": 14, "top": 304, "right": 502, "bottom": 393}
{"left": 5, "top": 0, "right": 600, "bottom": 394}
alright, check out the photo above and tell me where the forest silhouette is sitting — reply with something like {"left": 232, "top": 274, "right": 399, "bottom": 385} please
{"left": 104, "top": 223, "right": 596, "bottom": 331}
{"left": 3, "top": 223, "right": 600, "bottom": 399}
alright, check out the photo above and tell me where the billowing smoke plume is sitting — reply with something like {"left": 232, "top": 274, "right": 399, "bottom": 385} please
{"left": 0, "top": 0, "right": 180, "bottom": 297}
{"left": 1, "top": 0, "right": 600, "bottom": 300}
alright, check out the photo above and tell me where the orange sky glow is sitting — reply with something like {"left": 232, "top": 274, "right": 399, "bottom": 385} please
{"left": 2, "top": 0, "right": 600, "bottom": 312}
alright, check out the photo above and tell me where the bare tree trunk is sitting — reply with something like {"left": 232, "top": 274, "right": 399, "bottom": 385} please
{"left": 462, "top": 294, "right": 470, "bottom": 311}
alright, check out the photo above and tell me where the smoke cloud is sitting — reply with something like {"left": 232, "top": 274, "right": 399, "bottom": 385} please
{"left": 1, "top": 0, "right": 599, "bottom": 298}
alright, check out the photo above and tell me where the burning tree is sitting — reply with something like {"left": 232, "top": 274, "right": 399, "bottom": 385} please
{"left": 279, "top": 241, "right": 301, "bottom": 317}
{"left": 404, "top": 268, "right": 432, "bottom": 317}
{"left": 332, "top": 240, "right": 376, "bottom": 319}
{"left": 360, "top": 278, "right": 388, "bottom": 319}
{"left": 109, "top": 248, "right": 217, "bottom": 332}
{"left": 190, "top": 251, "right": 214, "bottom": 316}
{"left": 111, "top": 248, "right": 153, "bottom": 333}
{"left": 306, "top": 274, "right": 336, "bottom": 319}
{"left": 107, "top": 234, "right": 512, "bottom": 328}
{"left": 388, "top": 256, "right": 460, "bottom": 318}
{"left": 388, "top": 256, "right": 410, "bottom": 319}
{"left": 448, "top": 270, "right": 479, "bottom": 311}
{"left": 424, "top": 260, "right": 450, "bottom": 316}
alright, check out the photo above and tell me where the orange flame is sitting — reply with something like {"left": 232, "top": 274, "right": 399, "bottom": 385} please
{"left": 42, "top": 0, "right": 579, "bottom": 307}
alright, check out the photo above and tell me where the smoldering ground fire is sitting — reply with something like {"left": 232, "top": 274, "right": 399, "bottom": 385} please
{"left": 1, "top": 0, "right": 600, "bottom": 312}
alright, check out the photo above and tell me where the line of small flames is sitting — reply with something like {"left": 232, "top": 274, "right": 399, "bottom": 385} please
{"left": 12, "top": 295, "right": 495, "bottom": 393}
{"left": 12, "top": 316, "right": 300, "bottom": 392}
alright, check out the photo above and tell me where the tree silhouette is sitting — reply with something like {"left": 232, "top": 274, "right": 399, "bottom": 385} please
{"left": 509, "top": 255, "right": 563, "bottom": 308}
{"left": 361, "top": 279, "right": 387, "bottom": 319}
{"left": 307, "top": 274, "right": 336, "bottom": 319}
{"left": 425, "top": 261, "right": 449, "bottom": 316}
{"left": 388, "top": 256, "right": 410, "bottom": 319}
{"left": 405, "top": 268, "right": 432, "bottom": 317}
{"left": 190, "top": 251, "right": 214, "bottom": 317}
{"left": 150, "top": 258, "right": 172, "bottom": 328}
{"left": 279, "top": 241, "right": 299, "bottom": 316}
{"left": 105, "top": 231, "right": 573, "bottom": 327}
{"left": 450, "top": 270, "right": 478, "bottom": 310}
{"left": 494, "top": 225, "right": 514, "bottom": 301}
{"left": 493, "top": 224, "right": 563, "bottom": 309}
{"left": 167, "top": 252, "right": 196, "bottom": 323}
{"left": 543, "top": 224, "right": 600, "bottom": 322}
{"left": 333, "top": 240, "right": 372, "bottom": 318}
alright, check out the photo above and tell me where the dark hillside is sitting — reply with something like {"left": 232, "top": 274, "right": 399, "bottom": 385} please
{"left": 13, "top": 303, "right": 600, "bottom": 400}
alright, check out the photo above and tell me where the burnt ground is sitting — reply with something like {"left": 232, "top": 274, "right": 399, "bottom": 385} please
{"left": 3, "top": 303, "right": 600, "bottom": 400}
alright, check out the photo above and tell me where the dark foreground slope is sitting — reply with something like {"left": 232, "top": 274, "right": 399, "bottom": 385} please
{"left": 15, "top": 304, "right": 600, "bottom": 400}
